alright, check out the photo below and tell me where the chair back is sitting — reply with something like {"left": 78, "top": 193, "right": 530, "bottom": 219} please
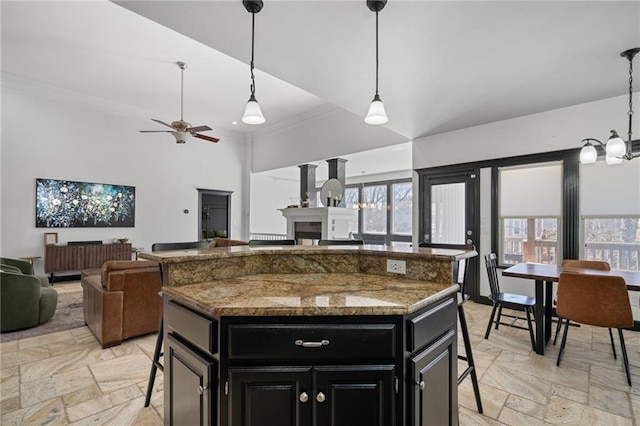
{"left": 151, "top": 241, "right": 208, "bottom": 251}
{"left": 419, "top": 243, "right": 473, "bottom": 294}
{"left": 556, "top": 272, "right": 632, "bottom": 328}
{"left": 484, "top": 253, "right": 501, "bottom": 299}
{"left": 318, "top": 239, "right": 364, "bottom": 246}
{"left": 0, "top": 257, "right": 34, "bottom": 275}
{"left": 248, "top": 239, "right": 296, "bottom": 247}
{"left": 561, "top": 259, "right": 610, "bottom": 271}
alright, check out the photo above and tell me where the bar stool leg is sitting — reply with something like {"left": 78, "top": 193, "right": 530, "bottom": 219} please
{"left": 458, "top": 302, "right": 483, "bottom": 413}
{"left": 144, "top": 318, "right": 164, "bottom": 408}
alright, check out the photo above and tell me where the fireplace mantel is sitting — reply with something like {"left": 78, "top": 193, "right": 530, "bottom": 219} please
{"left": 279, "top": 207, "right": 358, "bottom": 241}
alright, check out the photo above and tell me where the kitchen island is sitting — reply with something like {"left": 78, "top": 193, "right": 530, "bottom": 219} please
{"left": 138, "top": 244, "right": 476, "bottom": 426}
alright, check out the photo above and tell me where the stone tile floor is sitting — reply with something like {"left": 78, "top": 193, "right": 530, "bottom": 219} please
{"left": 2, "top": 291, "right": 640, "bottom": 425}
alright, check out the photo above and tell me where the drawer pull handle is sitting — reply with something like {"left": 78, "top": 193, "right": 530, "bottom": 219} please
{"left": 299, "top": 392, "right": 309, "bottom": 403}
{"left": 418, "top": 381, "right": 425, "bottom": 391}
{"left": 316, "top": 392, "right": 326, "bottom": 403}
{"left": 295, "top": 339, "right": 330, "bottom": 348}
{"left": 198, "top": 385, "right": 208, "bottom": 395}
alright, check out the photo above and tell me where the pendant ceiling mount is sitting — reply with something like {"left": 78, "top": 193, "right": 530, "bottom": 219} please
{"left": 243, "top": 0, "right": 263, "bottom": 14}
{"left": 366, "top": 0, "right": 387, "bottom": 13}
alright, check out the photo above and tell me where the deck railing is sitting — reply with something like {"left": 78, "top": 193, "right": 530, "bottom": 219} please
{"left": 504, "top": 237, "right": 640, "bottom": 271}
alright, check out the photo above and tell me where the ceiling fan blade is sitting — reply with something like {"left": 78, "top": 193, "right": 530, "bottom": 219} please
{"left": 140, "top": 130, "right": 173, "bottom": 133}
{"left": 193, "top": 133, "right": 220, "bottom": 143}
{"left": 151, "top": 119, "right": 175, "bottom": 129}
{"left": 187, "top": 125, "right": 212, "bottom": 133}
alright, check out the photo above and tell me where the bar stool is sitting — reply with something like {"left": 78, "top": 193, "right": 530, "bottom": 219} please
{"left": 144, "top": 241, "right": 206, "bottom": 407}
{"left": 419, "top": 243, "right": 483, "bottom": 413}
{"left": 144, "top": 309, "right": 163, "bottom": 407}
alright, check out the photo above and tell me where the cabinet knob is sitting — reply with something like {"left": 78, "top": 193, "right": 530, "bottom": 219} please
{"left": 418, "top": 381, "right": 425, "bottom": 391}
{"left": 198, "top": 385, "right": 208, "bottom": 395}
{"left": 316, "top": 392, "right": 326, "bottom": 403}
{"left": 299, "top": 392, "right": 309, "bottom": 403}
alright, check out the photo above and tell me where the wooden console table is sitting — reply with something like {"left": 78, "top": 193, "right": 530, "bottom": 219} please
{"left": 45, "top": 243, "right": 132, "bottom": 278}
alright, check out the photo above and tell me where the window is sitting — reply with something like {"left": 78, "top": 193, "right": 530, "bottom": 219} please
{"left": 499, "top": 163, "right": 562, "bottom": 265}
{"left": 363, "top": 185, "right": 387, "bottom": 234}
{"left": 392, "top": 182, "right": 412, "bottom": 235}
{"left": 343, "top": 187, "right": 360, "bottom": 233}
{"left": 581, "top": 160, "right": 640, "bottom": 271}
{"left": 344, "top": 179, "right": 412, "bottom": 245}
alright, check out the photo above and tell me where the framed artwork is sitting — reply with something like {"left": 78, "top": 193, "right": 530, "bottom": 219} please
{"left": 36, "top": 178, "right": 135, "bottom": 228}
{"left": 44, "top": 232, "right": 58, "bottom": 246}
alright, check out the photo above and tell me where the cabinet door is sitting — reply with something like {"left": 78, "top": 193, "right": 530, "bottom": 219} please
{"left": 410, "top": 329, "right": 457, "bottom": 426}
{"left": 166, "top": 333, "right": 216, "bottom": 426}
{"left": 228, "top": 366, "right": 312, "bottom": 426}
{"left": 315, "top": 365, "right": 395, "bottom": 426}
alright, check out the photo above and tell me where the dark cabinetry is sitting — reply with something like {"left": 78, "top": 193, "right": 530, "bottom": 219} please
{"left": 228, "top": 365, "right": 394, "bottom": 426}
{"left": 410, "top": 330, "right": 457, "bottom": 426}
{"left": 166, "top": 334, "right": 216, "bottom": 425}
{"left": 164, "top": 295, "right": 458, "bottom": 426}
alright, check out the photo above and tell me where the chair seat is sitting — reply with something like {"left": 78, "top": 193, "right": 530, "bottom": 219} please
{"left": 495, "top": 292, "right": 535, "bottom": 307}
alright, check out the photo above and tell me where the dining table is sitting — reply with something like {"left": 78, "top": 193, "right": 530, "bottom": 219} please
{"left": 502, "top": 262, "right": 640, "bottom": 355}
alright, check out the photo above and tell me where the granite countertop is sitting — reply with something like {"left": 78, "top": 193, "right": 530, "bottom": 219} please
{"left": 139, "top": 244, "right": 476, "bottom": 264}
{"left": 162, "top": 272, "right": 458, "bottom": 317}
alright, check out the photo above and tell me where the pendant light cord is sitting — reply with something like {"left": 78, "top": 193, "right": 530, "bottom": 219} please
{"left": 627, "top": 55, "right": 634, "bottom": 150}
{"left": 180, "top": 66, "right": 185, "bottom": 121}
{"left": 375, "top": 11, "right": 379, "bottom": 96}
{"left": 250, "top": 11, "right": 256, "bottom": 97}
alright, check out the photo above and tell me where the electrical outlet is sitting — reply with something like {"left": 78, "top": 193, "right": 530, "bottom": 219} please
{"left": 386, "top": 259, "right": 406, "bottom": 274}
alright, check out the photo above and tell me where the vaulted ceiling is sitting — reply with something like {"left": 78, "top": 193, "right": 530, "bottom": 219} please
{"left": 2, "top": 1, "right": 639, "bottom": 176}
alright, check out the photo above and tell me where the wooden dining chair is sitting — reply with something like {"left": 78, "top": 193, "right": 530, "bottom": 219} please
{"left": 419, "top": 242, "right": 482, "bottom": 413}
{"left": 556, "top": 272, "right": 633, "bottom": 386}
{"left": 248, "top": 239, "right": 296, "bottom": 246}
{"left": 553, "top": 259, "right": 611, "bottom": 345}
{"left": 484, "top": 253, "right": 536, "bottom": 351}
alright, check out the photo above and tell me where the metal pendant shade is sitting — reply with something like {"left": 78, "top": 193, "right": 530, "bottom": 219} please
{"left": 242, "top": 0, "right": 265, "bottom": 125}
{"left": 580, "top": 47, "right": 640, "bottom": 164}
{"left": 364, "top": 0, "right": 388, "bottom": 125}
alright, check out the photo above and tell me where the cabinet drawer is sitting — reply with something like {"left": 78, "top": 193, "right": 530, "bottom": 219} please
{"left": 165, "top": 300, "right": 217, "bottom": 355}
{"left": 228, "top": 323, "right": 396, "bottom": 361}
{"left": 407, "top": 297, "right": 456, "bottom": 352}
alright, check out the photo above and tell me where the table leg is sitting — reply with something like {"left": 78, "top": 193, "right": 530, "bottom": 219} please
{"left": 534, "top": 279, "right": 545, "bottom": 355}
{"left": 544, "top": 280, "right": 553, "bottom": 347}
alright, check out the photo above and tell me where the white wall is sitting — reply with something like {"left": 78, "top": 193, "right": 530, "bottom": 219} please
{"left": 1, "top": 87, "right": 249, "bottom": 276}
{"left": 249, "top": 173, "right": 298, "bottom": 236}
{"left": 412, "top": 94, "right": 639, "bottom": 297}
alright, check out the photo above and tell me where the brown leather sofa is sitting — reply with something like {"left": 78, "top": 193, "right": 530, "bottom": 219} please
{"left": 82, "top": 260, "right": 162, "bottom": 348}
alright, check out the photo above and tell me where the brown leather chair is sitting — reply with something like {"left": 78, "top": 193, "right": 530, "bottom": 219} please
{"left": 82, "top": 260, "right": 161, "bottom": 348}
{"left": 556, "top": 272, "right": 633, "bottom": 385}
{"left": 553, "top": 259, "right": 611, "bottom": 344}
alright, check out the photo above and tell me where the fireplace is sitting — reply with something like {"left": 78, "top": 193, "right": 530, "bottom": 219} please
{"left": 279, "top": 207, "right": 358, "bottom": 243}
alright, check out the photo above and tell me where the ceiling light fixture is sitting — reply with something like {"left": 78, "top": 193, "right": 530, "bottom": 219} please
{"left": 241, "top": 0, "right": 265, "bottom": 125}
{"left": 364, "top": 0, "right": 388, "bottom": 125}
{"left": 580, "top": 47, "right": 640, "bottom": 165}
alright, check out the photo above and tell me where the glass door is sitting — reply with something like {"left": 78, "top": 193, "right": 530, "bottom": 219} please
{"left": 420, "top": 170, "right": 479, "bottom": 299}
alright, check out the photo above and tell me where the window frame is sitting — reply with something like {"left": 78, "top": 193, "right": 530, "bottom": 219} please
{"left": 342, "top": 178, "right": 413, "bottom": 245}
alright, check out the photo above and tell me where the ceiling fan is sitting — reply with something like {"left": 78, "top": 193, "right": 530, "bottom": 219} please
{"left": 140, "top": 61, "right": 219, "bottom": 144}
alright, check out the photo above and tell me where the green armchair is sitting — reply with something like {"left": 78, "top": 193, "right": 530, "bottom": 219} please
{"left": 1, "top": 270, "right": 58, "bottom": 332}
{"left": 0, "top": 257, "right": 49, "bottom": 287}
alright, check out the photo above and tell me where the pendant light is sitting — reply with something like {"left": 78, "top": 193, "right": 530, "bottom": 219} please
{"left": 242, "top": 0, "right": 265, "bottom": 125}
{"left": 364, "top": 0, "right": 388, "bottom": 125}
{"left": 579, "top": 47, "right": 640, "bottom": 164}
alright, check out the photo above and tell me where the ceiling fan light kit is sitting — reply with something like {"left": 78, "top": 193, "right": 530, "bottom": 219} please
{"left": 579, "top": 47, "right": 639, "bottom": 164}
{"left": 139, "top": 61, "right": 220, "bottom": 144}
{"left": 364, "top": 0, "right": 388, "bottom": 125}
{"left": 242, "top": 0, "right": 266, "bottom": 125}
